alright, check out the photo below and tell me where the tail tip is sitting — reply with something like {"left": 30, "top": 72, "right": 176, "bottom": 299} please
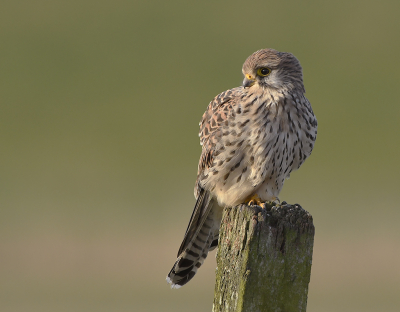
{"left": 166, "top": 276, "right": 182, "bottom": 289}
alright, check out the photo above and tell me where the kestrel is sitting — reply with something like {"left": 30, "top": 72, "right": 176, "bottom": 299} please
{"left": 166, "top": 48, "right": 317, "bottom": 288}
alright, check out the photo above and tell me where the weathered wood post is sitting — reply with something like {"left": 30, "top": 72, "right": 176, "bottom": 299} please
{"left": 213, "top": 202, "right": 314, "bottom": 312}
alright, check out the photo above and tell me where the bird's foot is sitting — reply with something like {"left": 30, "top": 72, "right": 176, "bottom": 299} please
{"left": 245, "top": 195, "right": 281, "bottom": 209}
{"left": 246, "top": 194, "right": 262, "bottom": 207}
{"left": 259, "top": 197, "right": 280, "bottom": 209}
{"left": 273, "top": 197, "right": 281, "bottom": 205}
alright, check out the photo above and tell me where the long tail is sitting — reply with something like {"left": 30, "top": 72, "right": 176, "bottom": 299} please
{"left": 166, "top": 189, "right": 222, "bottom": 288}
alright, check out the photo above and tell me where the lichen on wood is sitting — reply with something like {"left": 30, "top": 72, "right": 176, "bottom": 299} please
{"left": 213, "top": 202, "right": 314, "bottom": 312}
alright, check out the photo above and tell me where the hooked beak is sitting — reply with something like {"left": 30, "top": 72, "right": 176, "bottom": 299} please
{"left": 243, "top": 74, "right": 256, "bottom": 88}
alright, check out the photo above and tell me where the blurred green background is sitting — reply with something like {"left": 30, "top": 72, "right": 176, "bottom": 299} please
{"left": 1, "top": 0, "right": 399, "bottom": 311}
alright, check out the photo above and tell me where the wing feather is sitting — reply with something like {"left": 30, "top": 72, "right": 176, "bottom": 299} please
{"left": 195, "top": 87, "right": 243, "bottom": 196}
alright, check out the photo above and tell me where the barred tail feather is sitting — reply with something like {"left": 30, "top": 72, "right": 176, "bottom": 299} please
{"left": 166, "top": 190, "right": 222, "bottom": 288}
{"left": 166, "top": 234, "right": 214, "bottom": 288}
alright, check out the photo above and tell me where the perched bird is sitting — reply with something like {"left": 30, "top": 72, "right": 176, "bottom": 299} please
{"left": 166, "top": 48, "right": 317, "bottom": 288}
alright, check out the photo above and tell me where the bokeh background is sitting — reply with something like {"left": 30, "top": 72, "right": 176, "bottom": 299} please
{"left": 1, "top": 1, "right": 399, "bottom": 311}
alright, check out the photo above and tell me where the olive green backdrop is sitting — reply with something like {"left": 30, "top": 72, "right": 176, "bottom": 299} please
{"left": 1, "top": 1, "right": 399, "bottom": 311}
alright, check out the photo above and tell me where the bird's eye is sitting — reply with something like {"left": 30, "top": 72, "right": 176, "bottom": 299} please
{"left": 257, "top": 67, "right": 271, "bottom": 77}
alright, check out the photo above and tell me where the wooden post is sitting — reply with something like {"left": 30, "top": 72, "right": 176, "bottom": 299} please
{"left": 213, "top": 202, "right": 314, "bottom": 312}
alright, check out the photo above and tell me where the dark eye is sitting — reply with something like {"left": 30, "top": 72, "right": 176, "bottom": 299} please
{"left": 257, "top": 67, "right": 271, "bottom": 77}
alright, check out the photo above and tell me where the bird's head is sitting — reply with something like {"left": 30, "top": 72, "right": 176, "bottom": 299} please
{"left": 242, "top": 48, "right": 305, "bottom": 93}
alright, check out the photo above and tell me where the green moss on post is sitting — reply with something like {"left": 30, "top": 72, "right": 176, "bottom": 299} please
{"left": 213, "top": 203, "right": 314, "bottom": 312}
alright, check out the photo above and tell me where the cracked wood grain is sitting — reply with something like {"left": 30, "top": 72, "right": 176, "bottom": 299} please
{"left": 213, "top": 202, "right": 314, "bottom": 312}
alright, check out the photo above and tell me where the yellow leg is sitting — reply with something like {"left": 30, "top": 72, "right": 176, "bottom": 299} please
{"left": 244, "top": 194, "right": 262, "bottom": 207}
{"left": 244, "top": 195, "right": 280, "bottom": 209}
